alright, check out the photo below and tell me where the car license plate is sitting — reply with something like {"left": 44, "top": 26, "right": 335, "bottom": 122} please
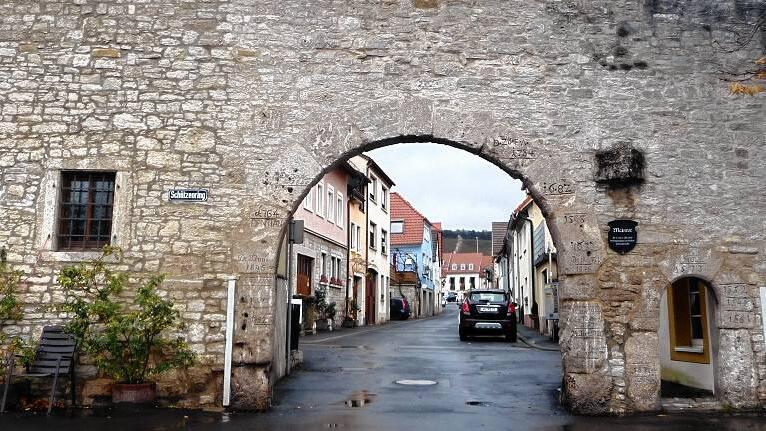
{"left": 475, "top": 322, "right": 502, "bottom": 329}
{"left": 479, "top": 307, "right": 496, "bottom": 313}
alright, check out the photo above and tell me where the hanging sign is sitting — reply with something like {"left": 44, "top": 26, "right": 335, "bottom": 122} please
{"left": 168, "top": 189, "right": 208, "bottom": 202}
{"left": 607, "top": 220, "right": 638, "bottom": 254}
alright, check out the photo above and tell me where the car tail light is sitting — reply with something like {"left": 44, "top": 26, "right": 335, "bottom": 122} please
{"left": 508, "top": 302, "right": 516, "bottom": 314}
{"left": 461, "top": 301, "right": 470, "bottom": 313}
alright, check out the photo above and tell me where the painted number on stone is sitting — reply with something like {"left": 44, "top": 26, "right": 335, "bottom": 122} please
{"left": 542, "top": 180, "right": 574, "bottom": 195}
{"left": 563, "top": 213, "right": 586, "bottom": 224}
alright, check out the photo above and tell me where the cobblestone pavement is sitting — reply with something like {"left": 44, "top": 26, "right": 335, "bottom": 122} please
{"left": 1, "top": 305, "right": 764, "bottom": 430}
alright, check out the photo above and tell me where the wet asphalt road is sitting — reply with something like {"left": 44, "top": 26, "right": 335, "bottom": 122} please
{"left": 2, "top": 305, "right": 766, "bottom": 430}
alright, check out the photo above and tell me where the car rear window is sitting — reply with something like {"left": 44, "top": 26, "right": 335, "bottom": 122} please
{"left": 469, "top": 292, "right": 506, "bottom": 303}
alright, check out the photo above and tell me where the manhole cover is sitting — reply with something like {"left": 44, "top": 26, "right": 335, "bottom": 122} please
{"left": 395, "top": 379, "right": 438, "bottom": 386}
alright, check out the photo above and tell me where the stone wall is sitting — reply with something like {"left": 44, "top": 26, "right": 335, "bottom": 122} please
{"left": 0, "top": 0, "right": 764, "bottom": 414}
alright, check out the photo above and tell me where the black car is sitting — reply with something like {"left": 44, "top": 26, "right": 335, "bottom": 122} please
{"left": 458, "top": 290, "right": 517, "bottom": 342}
{"left": 390, "top": 297, "right": 411, "bottom": 320}
{"left": 445, "top": 292, "right": 457, "bottom": 302}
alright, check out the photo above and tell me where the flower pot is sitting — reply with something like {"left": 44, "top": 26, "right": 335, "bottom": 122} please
{"left": 315, "top": 318, "right": 330, "bottom": 331}
{"left": 112, "top": 382, "right": 157, "bottom": 404}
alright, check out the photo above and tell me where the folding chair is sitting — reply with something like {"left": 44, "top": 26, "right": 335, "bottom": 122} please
{"left": 1, "top": 326, "right": 77, "bottom": 415}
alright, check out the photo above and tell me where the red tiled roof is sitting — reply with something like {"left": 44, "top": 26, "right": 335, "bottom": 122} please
{"left": 442, "top": 252, "right": 489, "bottom": 274}
{"left": 514, "top": 196, "right": 533, "bottom": 214}
{"left": 390, "top": 192, "right": 430, "bottom": 245}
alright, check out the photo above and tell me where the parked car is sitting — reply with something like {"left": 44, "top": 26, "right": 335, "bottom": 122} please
{"left": 458, "top": 290, "right": 517, "bottom": 342}
{"left": 390, "top": 297, "right": 411, "bottom": 320}
{"left": 445, "top": 292, "right": 457, "bottom": 303}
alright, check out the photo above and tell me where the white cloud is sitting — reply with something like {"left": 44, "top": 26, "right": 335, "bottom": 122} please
{"left": 366, "top": 143, "right": 526, "bottom": 230}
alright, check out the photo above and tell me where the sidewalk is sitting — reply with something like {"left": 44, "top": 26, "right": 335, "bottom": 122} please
{"left": 299, "top": 317, "right": 416, "bottom": 344}
{"left": 516, "top": 324, "right": 559, "bottom": 351}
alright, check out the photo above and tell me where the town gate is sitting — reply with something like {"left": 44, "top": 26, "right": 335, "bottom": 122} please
{"left": 0, "top": 0, "right": 764, "bottom": 414}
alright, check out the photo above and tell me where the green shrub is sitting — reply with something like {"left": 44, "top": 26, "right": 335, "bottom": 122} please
{"left": 58, "top": 247, "right": 196, "bottom": 384}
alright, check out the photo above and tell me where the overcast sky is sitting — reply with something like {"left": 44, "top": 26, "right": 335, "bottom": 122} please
{"left": 366, "top": 143, "right": 526, "bottom": 231}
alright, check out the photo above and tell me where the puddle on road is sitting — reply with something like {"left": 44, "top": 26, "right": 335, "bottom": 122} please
{"left": 344, "top": 390, "right": 376, "bottom": 408}
{"left": 466, "top": 400, "right": 494, "bottom": 407}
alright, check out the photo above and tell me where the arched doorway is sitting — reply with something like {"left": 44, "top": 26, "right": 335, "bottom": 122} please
{"left": 659, "top": 277, "right": 718, "bottom": 398}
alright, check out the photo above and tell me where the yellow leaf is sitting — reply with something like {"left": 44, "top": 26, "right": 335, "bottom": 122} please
{"left": 756, "top": 57, "right": 766, "bottom": 65}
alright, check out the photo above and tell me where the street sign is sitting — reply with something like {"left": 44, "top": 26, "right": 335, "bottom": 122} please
{"left": 607, "top": 219, "right": 638, "bottom": 254}
{"left": 168, "top": 189, "right": 208, "bottom": 202}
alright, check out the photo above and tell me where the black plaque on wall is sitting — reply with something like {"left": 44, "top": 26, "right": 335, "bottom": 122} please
{"left": 607, "top": 220, "right": 638, "bottom": 254}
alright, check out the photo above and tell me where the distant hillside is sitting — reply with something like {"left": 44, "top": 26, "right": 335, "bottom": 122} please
{"left": 442, "top": 230, "right": 493, "bottom": 255}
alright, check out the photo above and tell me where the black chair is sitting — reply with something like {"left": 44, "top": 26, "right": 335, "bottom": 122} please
{"left": 1, "top": 326, "right": 77, "bottom": 415}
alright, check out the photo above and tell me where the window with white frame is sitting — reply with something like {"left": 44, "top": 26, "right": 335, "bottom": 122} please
{"left": 468, "top": 263, "right": 474, "bottom": 271}
{"left": 321, "top": 253, "right": 327, "bottom": 276}
{"left": 355, "top": 225, "right": 361, "bottom": 251}
{"left": 460, "top": 264, "right": 466, "bottom": 270}
{"left": 391, "top": 221, "right": 404, "bottom": 234}
{"left": 303, "top": 188, "right": 313, "bottom": 211}
{"left": 336, "top": 192, "right": 343, "bottom": 226}
{"left": 381, "top": 229, "right": 388, "bottom": 255}
{"left": 423, "top": 226, "right": 429, "bottom": 241}
{"left": 316, "top": 182, "right": 324, "bottom": 217}
{"left": 369, "top": 222, "right": 377, "bottom": 249}
{"left": 451, "top": 264, "right": 457, "bottom": 270}
{"left": 350, "top": 222, "right": 358, "bottom": 250}
{"left": 381, "top": 186, "right": 388, "bottom": 211}
{"left": 369, "top": 176, "right": 378, "bottom": 202}
{"left": 327, "top": 185, "right": 335, "bottom": 222}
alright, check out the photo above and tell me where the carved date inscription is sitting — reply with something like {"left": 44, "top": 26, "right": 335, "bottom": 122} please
{"left": 563, "top": 213, "right": 587, "bottom": 225}
{"left": 564, "top": 302, "right": 608, "bottom": 373}
{"left": 542, "top": 179, "right": 574, "bottom": 196}
{"left": 720, "top": 310, "right": 755, "bottom": 328}
{"left": 238, "top": 254, "right": 271, "bottom": 273}
{"left": 561, "top": 240, "right": 601, "bottom": 274}
{"left": 249, "top": 208, "right": 284, "bottom": 228}
{"left": 488, "top": 136, "right": 537, "bottom": 160}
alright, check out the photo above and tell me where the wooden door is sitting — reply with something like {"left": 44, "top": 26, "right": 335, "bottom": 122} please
{"left": 366, "top": 275, "right": 376, "bottom": 325}
{"left": 297, "top": 255, "right": 312, "bottom": 296}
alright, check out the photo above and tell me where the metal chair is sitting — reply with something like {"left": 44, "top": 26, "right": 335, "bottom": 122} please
{"left": 1, "top": 326, "right": 77, "bottom": 415}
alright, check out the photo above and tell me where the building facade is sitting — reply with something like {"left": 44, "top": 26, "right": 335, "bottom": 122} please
{"left": 1, "top": 1, "right": 765, "bottom": 414}
{"left": 390, "top": 193, "right": 439, "bottom": 318}
{"left": 348, "top": 155, "right": 395, "bottom": 325}
{"left": 442, "top": 252, "right": 494, "bottom": 301}
{"left": 293, "top": 163, "right": 365, "bottom": 329}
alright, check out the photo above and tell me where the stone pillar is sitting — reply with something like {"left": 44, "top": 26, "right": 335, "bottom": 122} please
{"left": 560, "top": 301, "right": 613, "bottom": 414}
{"left": 718, "top": 329, "right": 759, "bottom": 408}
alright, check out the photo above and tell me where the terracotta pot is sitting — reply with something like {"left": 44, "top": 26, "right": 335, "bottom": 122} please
{"left": 112, "top": 382, "right": 157, "bottom": 404}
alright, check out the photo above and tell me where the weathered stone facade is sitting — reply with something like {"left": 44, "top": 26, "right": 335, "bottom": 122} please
{"left": 0, "top": 0, "right": 764, "bottom": 414}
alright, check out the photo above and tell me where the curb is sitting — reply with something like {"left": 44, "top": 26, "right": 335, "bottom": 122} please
{"left": 517, "top": 333, "right": 560, "bottom": 352}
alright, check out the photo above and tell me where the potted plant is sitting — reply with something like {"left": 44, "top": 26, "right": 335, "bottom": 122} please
{"left": 59, "top": 247, "right": 196, "bottom": 404}
{"left": 320, "top": 274, "right": 328, "bottom": 284}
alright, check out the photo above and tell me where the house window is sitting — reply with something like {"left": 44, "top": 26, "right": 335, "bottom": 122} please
{"left": 355, "top": 225, "right": 362, "bottom": 251}
{"left": 320, "top": 253, "right": 327, "bottom": 277}
{"left": 391, "top": 221, "right": 404, "bottom": 234}
{"left": 423, "top": 226, "right": 429, "bottom": 241}
{"left": 369, "top": 222, "right": 377, "bottom": 249}
{"left": 459, "top": 277, "right": 465, "bottom": 290}
{"left": 350, "top": 222, "right": 357, "bottom": 250}
{"left": 369, "top": 176, "right": 377, "bottom": 202}
{"left": 460, "top": 264, "right": 466, "bottom": 271}
{"left": 449, "top": 278, "right": 455, "bottom": 290}
{"left": 381, "top": 230, "right": 388, "bottom": 255}
{"left": 57, "top": 171, "right": 116, "bottom": 250}
{"left": 316, "top": 182, "right": 324, "bottom": 217}
{"left": 327, "top": 186, "right": 335, "bottom": 222}
{"left": 336, "top": 192, "right": 344, "bottom": 226}
{"left": 469, "top": 277, "right": 476, "bottom": 290}
{"left": 303, "top": 188, "right": 313, "bottom": 212}
{"left": 381, "top": 187, "right": 388, "bottom": 211}
{"left": 451, "top": 264, "right": 457, "bottom": 270}
{"left": 468, "top": 263, "right": 474, "bottom": 271}
{"left": 667, "top": 277, "right": 711, "bottom": 364}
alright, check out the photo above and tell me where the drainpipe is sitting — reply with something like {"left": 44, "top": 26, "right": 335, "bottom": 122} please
{"left": 223, "top": 275, "right": 237, "bottom": 407}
